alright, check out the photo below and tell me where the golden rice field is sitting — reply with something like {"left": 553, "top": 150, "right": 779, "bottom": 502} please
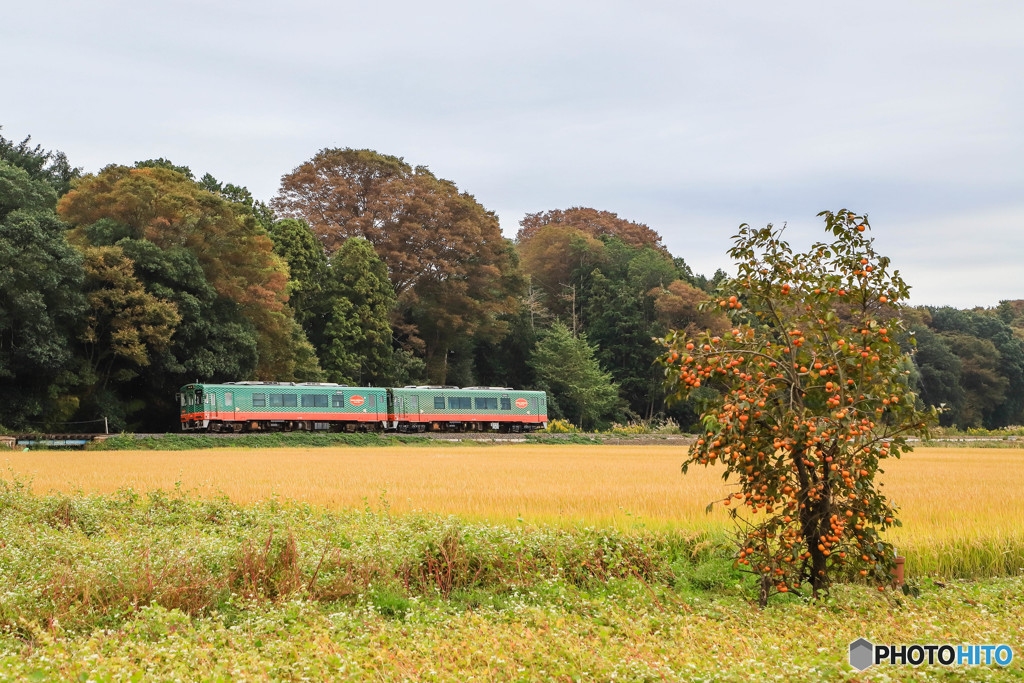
{"left": 4, "top": 445, "right": 1024, "bottom": 577}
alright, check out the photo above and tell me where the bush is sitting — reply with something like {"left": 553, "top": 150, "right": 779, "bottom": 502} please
{"left": 539, "top": 419, "right": 580, "bottom": 434}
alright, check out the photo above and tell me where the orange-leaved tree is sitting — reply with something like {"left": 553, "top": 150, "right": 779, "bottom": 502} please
{"left": 659, "top": 210, "right": 934, "bottom": 606}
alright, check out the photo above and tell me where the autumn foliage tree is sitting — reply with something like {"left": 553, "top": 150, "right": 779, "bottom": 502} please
{"left": 660, "top": 210, "right": 933, "bottom": 605}
{"left": 58, "top": 165, "right": 315, "bottom": 381}
{"left": 517, "top": 207, "right": 666, "bottom": 253}
{"left": 273, "top": 148, "right": 521, "bottom": 383}
{"left": 78, "top": 246, "right": 180, "bottom": 391}
{"left": 518, "top": 224, "right": 607, "bottom": 319}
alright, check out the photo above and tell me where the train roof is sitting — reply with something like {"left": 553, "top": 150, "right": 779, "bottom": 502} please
{"left": 179, "top": 382, "right": 384, "bottom": 389}
{"left": 180, "top": 382, "right": 540, "bottom": 392}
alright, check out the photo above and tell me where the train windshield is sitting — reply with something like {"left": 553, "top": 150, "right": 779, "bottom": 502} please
{"left": 180, "top": 387, "right": 203, "bottom": 408}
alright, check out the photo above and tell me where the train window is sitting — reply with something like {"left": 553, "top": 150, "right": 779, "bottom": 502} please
{"left": 225, "top": 392, "right": 233, "bottom": 407}
{"left": 302, "top": 395, "right": 328, "bottom": 407}
{"left": 475, "top": 397, "right": 498, "bottom": 410}
{"left": 269, "top": 394, "right": 283, "bottom": 407}
{"left": 332, "top": 394, "right": 345, "bottom": 407}
{"left": 253, "top": 393, "right": 266, "bottom": 407}
{"left": 500, "top": 397, "right": 511, "bottom": 411}
{"left": 367, "top": 395, "right": 376, "bottom": 408}
{"left": 283, "top": 394, "right": 297, "bottom": 407}
{"left": 434, "top": 396, "right": 445, "bottom": 409}
{"left": 448, "top": 397, "right": 471, "bottom": 410}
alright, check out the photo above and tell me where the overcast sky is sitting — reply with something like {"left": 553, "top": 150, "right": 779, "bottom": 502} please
{"left": 4, "top": 1, "right": 1022, "bottom": 307}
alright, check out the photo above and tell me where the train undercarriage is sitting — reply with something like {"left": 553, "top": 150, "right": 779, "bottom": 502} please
{"left": 192, "top": 419, "right": 543, "bottom": 434}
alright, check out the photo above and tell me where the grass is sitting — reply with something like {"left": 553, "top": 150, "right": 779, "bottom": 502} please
{"left": 84, "top": 432, "right": 620, "bottom": 450}
{"left": 918, "top": 439, "right": 1024, "bottom": 449}
{"left": 89, "top": 432, "right": 437, "bottom": 449}
{"left": 0, "top": 481, "right": 1021, "bottom": 681}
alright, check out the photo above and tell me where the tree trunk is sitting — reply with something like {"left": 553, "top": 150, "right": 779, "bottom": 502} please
{"left": 425, "top": 345, "right": 448, "bottom": 385}
{"left": 758, "top": 573, "right": 772, "bottom": 609}
{"left": 792, "top": 445, "right": 830, "bottom": 599}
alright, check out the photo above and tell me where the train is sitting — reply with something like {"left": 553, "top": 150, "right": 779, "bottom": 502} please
{"left": 177, "top": 382, "right": 548, "bottom": 433}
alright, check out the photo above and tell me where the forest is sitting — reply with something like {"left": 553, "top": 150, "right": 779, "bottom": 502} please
{"left": 2, "top": 131, "right": 1022, "bottom": 433}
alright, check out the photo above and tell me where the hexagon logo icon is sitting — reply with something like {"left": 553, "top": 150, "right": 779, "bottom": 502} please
{"left": 849, "top": 638, "right": 874, "bottom": 671}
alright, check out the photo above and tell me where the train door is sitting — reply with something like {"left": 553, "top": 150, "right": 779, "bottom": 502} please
{"left": 387, "top": 392, "right": 397, "bottom": 429}
{"left": 367, "top": 391, "right": 383, "bottom": 424}
{"left": 393, "top": 393, "right": 408, "bottom": 427}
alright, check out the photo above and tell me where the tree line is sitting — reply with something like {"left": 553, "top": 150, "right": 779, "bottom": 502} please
{"left": 1, "top": 130, "right": 1021, "bottom": 432}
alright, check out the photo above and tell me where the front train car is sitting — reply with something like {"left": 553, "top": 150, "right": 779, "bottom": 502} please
{"left": 178, "top": 382, "right": 388, "bottom": 432}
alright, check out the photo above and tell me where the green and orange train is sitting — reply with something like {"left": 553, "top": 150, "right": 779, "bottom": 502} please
{"left": 178, "top": 383, "right": 548, "bottom": 433}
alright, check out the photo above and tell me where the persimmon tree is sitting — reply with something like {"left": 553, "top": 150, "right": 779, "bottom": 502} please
{"left": 660, "top": 210, "right": 934, "bottom": 606}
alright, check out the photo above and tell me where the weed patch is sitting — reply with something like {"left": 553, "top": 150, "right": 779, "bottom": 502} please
{"left": 0, "top": 482, "right": 1022, "bottom": 679}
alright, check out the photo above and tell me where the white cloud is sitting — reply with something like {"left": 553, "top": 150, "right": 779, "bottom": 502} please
{"left": 3, "top": 0, "right": 1022, "bottom": 307}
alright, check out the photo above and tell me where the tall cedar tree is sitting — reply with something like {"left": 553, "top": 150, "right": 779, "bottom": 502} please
{"left": 309, "top": 237, "right": 396, "bottom": 385}
{"left": 268, "top": 218, "right": 329, "bottom": 326}
{"left": 530, "top": 321, "right": 620, "bottom": 430}
{"left": 660, "top": 210, "right": 933, "bottom": 605}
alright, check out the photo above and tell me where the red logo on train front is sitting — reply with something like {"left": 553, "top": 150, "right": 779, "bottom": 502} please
{"left": 515, "top": 398, "right": 528, "bottom": 408}
{"left": 349, "top": 395, "right": 365, "bottom": 407}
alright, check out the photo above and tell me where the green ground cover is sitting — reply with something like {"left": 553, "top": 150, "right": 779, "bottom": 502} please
{"left": 82, "top": 433, "right": 619, "bottom": 450}
{"left": 0, "top": 481, "right": 1020, "bottom": 681}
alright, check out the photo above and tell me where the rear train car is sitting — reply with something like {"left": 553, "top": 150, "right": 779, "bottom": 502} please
{"left": 178, "top": 382, "right": 388, "bottom": 432}
{"left": 388, "top": 386, "right": 548, "bottom": 433}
